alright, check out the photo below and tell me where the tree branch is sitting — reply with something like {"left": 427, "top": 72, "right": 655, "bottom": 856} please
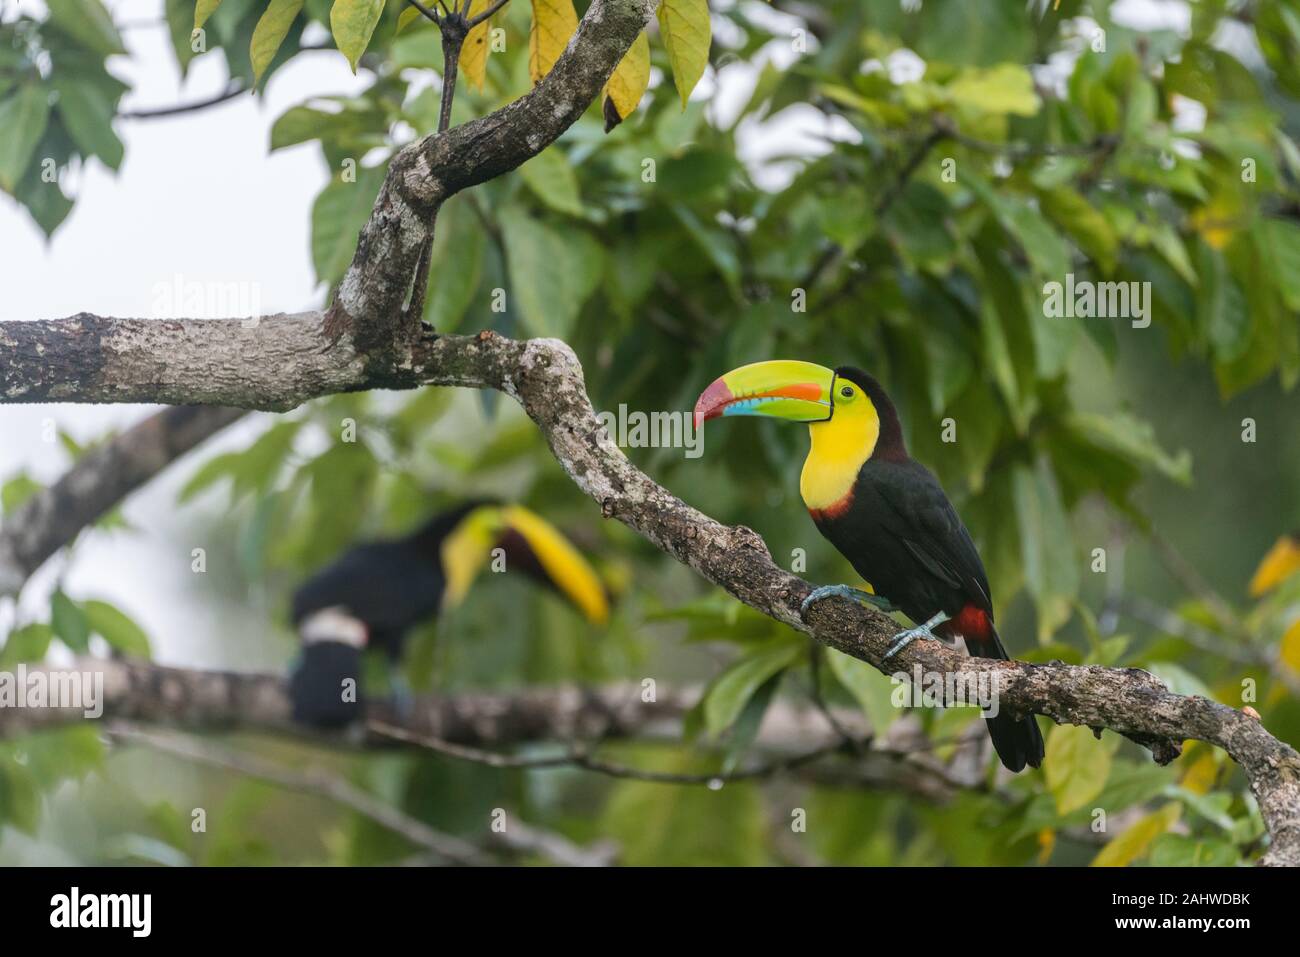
{"left": 0, "top": 405, "right": 246, "bottom": 597}
{"left": 1, "top": 659, "right": 993, "bottom": 804}
{"left": 107, "top": 724, "right": 495, "bottom": 865}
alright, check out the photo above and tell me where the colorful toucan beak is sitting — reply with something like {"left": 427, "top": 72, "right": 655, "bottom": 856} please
{"left": 693, "top": 360, "right": 836, "bottom": 429}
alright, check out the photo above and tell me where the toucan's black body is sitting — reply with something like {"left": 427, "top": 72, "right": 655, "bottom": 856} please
{"left": 287, "top": 499, "right": 605, "bottom": 728}
{"left": 290, "top": 501, "right": 484, "bottom": 660}
{"left": 287, "top": 502, "right": 487, "bottom": 727}
{"left": 815, "top": 369, "right": 1044, "bottom": 772}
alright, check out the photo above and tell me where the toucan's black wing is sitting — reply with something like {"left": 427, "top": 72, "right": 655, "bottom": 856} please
{"left": 291, "top": 542, "right": 445, "bottom": 638}
{"left": 840, "top": 459, "right": 992, "bottom": 621}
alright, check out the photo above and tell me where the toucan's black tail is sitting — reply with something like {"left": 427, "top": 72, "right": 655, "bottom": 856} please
{"left": 977, "top": 626, "right": 1044, "bottom": 772}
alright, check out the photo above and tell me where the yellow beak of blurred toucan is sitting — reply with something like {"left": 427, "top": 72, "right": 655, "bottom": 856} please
{"left": 694, "top": 359, "right": 1044, "bottom": 773}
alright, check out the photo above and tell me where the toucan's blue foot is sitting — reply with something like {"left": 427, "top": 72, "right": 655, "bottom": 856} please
{"left": 800, "top": 584, "right": 896, "bottom": 619}
{"left": 882, "top": 611, "right": 951, "bottom": 661}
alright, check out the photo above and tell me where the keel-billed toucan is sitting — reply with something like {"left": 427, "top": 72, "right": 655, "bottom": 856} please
{"left": 694, "top": 361, "right": 1044, "bottom": 772}
{"left": 289, "top": 500, "right": 610, "bottom": 726}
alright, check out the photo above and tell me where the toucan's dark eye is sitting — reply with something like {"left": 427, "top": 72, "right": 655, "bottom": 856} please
{"left": 840, "top": 386, "right": 854, "bottom": 399}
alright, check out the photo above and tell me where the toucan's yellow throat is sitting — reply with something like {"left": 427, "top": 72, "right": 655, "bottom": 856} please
{"left": 801, "top": 388, "right": 881, "bottom": 515}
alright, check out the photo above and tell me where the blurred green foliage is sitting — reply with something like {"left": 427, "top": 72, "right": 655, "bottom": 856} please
{"left": 3, "top": 0, "right": 1300, "bottom": 866}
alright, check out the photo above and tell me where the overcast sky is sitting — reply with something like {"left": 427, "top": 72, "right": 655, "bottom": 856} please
{"left": 2, "top": 0, "right": 371, "bottom": 666}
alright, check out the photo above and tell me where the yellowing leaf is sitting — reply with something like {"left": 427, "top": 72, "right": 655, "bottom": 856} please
{"left": 460, "top": 0, "right": 495, "bottom": 92}
{"left": 1091, "top": 803, "right": 1181, "bottom": 867}
{"left": 1044, "top": 724, "right": 1114, "bottom": 815}
{"left": 1180, "top": 749, "right": 1219, "bottom": 796}
{"left": 194, "top": 0, "right": 223, "bottom": 31}
{"left": 529, "top": 0, "right": 579, "bottom": 84}
{"left": 250, "top": 0, "right": 304, "bottom": 84}
{"left": 658, "top": 0, "right": 711, "bottom": 109}
{"left": 1036, "top": 827, "right": 1056, "bottom": 865}
{"left": 330, "top": 0, "right": 385, "bottom": 74}
{"left": 396, "top": 5, "right": 427, "bottom": 34}
{"left": 1250, "top": 533, "right": 1300, "bottom": 596}
{"left": 1281, "top": 618, "right": 1300, "bottom": 675}
{"left": 603, "top": 30, "right": 650, "bottom": 131}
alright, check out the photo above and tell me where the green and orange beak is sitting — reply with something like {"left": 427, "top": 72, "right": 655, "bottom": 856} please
{"left": 693, "top": 360, "right": 836, "bottom": 430}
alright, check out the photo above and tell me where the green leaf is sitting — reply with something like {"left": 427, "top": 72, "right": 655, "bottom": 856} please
{"left": 701, "top": 638, "right": 802, "bottom": 737}
{"left": 0, "top": 759, "right": 42, "bottom": 834}
{"left": 178, "top": 451, "right": 243, "bottom": 503}
{"left": 251, "top": 0, "right": 305, "bottom": 84}
{"left": 601, "top": 747, "right": 767, "bottom": 865}
{"left": 947, "top": 64, "right": 1040, "bottom": 116}
{"left": 657, "top": 0, "right": 711, "bottom": 109}
{"left": 1091, "top": 802, "right": 1181, "bottom": 867}
{"left": 422, "top": 198, "right": 484, "bottom": 332}
{"left": 0, "top": 624, "right": 53, "bottom": 666}
{"left": 46, "top": 0, "right": 126, "bottom": 56}
{"left": 51, "top": 590, "right": 91, "bottom": 653}
{"left": 1064, "top": 412, "right": 1192, "bottom": 485}
{"left": 1258, "top": 218, "right": 1300, "bottom": 311}
{"left": 311, "top": 165, "right": 386, "bottom": 286}
{"left": 330, "top": 0, "right": 386, "bottom": 74}
{"left": 293, "top": 442, "right": 379, "bottom": 562}
{"left": 1144, "top": 661, "right": 1213, "bottom": 700}
{"left": 719, "top": 673, "right": 778, "bottom": 775}
{"left": 499, "top": 206, "right": 604, "bottom": 337}
{"left": 83, "top": 600, "right": 152, "bottom": 658}
{"left": 980, "top": 188, "right": 1071, "bottom": 280}
{"left": 1012, "top": 459, "right": 1079, "bottom": 641}
{"left": 825, "top": 647, "right": 896, "bottom": 735}
{"left": 518, "top": 147, "right": 583, "bottom": 217}
{"left": 1039, "top": 187, "right": 1117, "bottom": 274}
{"left": 53, "top": 78, "right": 123, "bottom": 170}
{"left": 1044, "top": 724, "right": 1114, "bottom": 816}
{"left": 1, "top": 473, "right": 42, "bottom": 514}
{"left": 0, "top": 85, "right": 51, "bottom": 193}
{"left": 1148, "top": 833, "right": 1239, "bottom": 866}
{"left": 194, "top": 0, "right": 224, "bottom": 31}
{"left": 166, "top": 0, "right": 199, "bottom": 76}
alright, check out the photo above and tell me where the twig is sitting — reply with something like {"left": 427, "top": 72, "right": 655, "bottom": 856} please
{"left": 405, "top": 0, "right": 444, "bottom": 25}
{"left": 407, "top": 3, "right": 487, "bottom": 323}
{"left": 368, "top": 718, "right": 844, "bottom": 784}
{"left": 119, "top": 82, "right": 246, "bottom": 120}
{"left": 108, "top": 724, "right": 493, "bottom": 865}
{"left": 800, "top": 121, "right": 949, "bottom": 293}
{"left": 468, "top": 0, "right": 512, "bottom": 28}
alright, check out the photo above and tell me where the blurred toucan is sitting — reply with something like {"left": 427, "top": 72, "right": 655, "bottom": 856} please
{"left": 289, "top": 500, "right": 610, "bottom": 726}
{"left": 694, "top": 361, "right": 1044, "bottom": 772}
{"left": 1250, "top": 531, "right": 1300, "bottom": 597}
